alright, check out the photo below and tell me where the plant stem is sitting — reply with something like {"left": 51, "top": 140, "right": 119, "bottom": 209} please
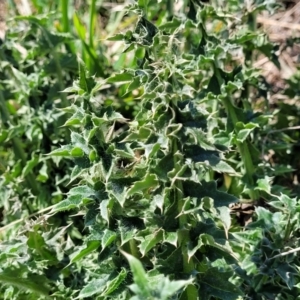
{"left": 0, "top": 205, "right": 55, "bottom": 234}
{"left": 170, "top": 105, "right": 197, "bottom": 299}
{"left": 167, "top": 0, "right": 174, "bottom": 17}
{"left": 87, "top": 0, "right": 96, "bottom": 72}
{"left": 214, "top": 67, "right": 258, "bottom": 200}
{"left": 61, "top": 0, "right": 69, "bottom": 33}
{"left": 269, "top": 246, "right": 300, "bottom": 260}
{"left": 129, "top": 239, "right": 140, "bottom": 259}
{"left": 89, "top": 0, "right": 96, "bottom": 50}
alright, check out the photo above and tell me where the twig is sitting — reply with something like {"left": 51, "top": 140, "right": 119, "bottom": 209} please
{"left": 269, "top": 246, "right": 300, "bottom": 260}
{"left": 266, "top": 125, "right": 300, "bottom": 134}
{"left": 0, "top": 205, "right": 56, "bottom": 233}
{"left": 257, "top": 16, "right": 300, "bottom": 31}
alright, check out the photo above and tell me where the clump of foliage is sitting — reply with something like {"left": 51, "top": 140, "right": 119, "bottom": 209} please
{"left": 233, "top": 193, "right": 300, "bottom": 299}
{"left": 1, "top": 0, "right": 300, "bottom": 299}
{"left": 0, "top": 1, "right": 111, "bottom": 298}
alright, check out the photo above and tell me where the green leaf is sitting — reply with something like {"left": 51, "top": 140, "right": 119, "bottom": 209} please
{"left": 22, "top": 155, "right": 39, "bottom": 177}
{"left": 69, "top": 185, "right": 98, "bottom": 198}
{"left": 159, "top": 18, "right": 182, "bottom": 32}
{"left": 213, "top": 160, "right": 237, "bottom": 174}
{"left": 107, "top": 33, "right": 125, "bottom": 41}
{"left": 235, "top": 122, "right": 259, "bottom": 143}
{"left": 107, "top": 73, "right": 134, "bottom": 83}
{"left": 71, "top": 132, "right": 90, "bottom": 154}
{"left": 87, "top": 225, "right": 104, "bottom": 241}
{"left": 78, "top": 58, "right": 95, "bottom": 93}
{"left": 99, "top": 199, "right": 112, "bottom": 223}
{"left": 154, "top": 154, "right": 174, "bottom": 182}
{"left": 73, "top": 12, "right": 86, "bottom": 41}
{"left": 89, "top": 149, "right": 97, "bottom": 162}
{"left": 62, "top": 106, "right": 85, "bottom": 126}
{"left": 71, "top": 147, "right": 85, "bottom": 157}
{"left": 85, "top": 204, "right": 98, "bottom": 227}
{"left": 121, "top": 251, "right": 152, "bottom": 298}
{"left": 119, "top": 223, "right": 137, "bottom": 246}
{"left": 44, "top": 53, "right": 78, "bottom": 74}
{"left": 41, "top": 30, "right": 74, "bottom": 48}
{"left": 69, "top": 165, "right": 86, "bottom": 183}
{"left": 137, "top": 0, "right": 149, "bottom": 9}
{"left": 0, "top": 129, "right": 8, "bottom": 143}
{"left": 77, "top": 275, "right": 110, "bottom": 298}
{"left": 255, "top": 177, "right": 272, "bottom": 194}
{"left": 199, "top": 268, "right": 242, "bottom": 300}
{"left": 138, "top": 229, "right": 163, "bottom": 256}
{"left": 188, "top": 233, "right": 235, "bottom": 261}
{"left": 108, "top": 178, "right": 135, "bottom": 206}
{"left": 48, "top": 145, "right": 73, "bottom": 156}
{"left": 126, "top": 77, "right": 142, "bottom": 94}
{"left": 127, "top": 174, "right": 158, "bottom": 196}
{"left": 114, "top": 143, "right": 135, "bottom": 159}
{"left": 52, "top": 185, "right": 97, "bottom": 212}
{"left": 101, "top": 229, "right": 117, "bottom": 250}
{"left": 230, "top": 31, "right": 257, "bottom": 44}
{"left": 164, "top": 231, "right": 178, "bottom": 247}
{"left": 144, "top": 143, "right": 160, "bottom": 160}
{"left": 51, "top": 194, "right": 83, "bottom": 212}
{"left": 218, "top": 206, "right": 231, "bottom": 239}
{"left": 183, "top": 181, "right": 238, "bottom": 207}
{"left": 255, "top": 207, "right": 273, "bottom": 228}
{"left": 102, "top": 268, "right": 127, "bottom": 296}
{"left": 184, "top": 145, "right": 236, "bottom": 174}
{"left": 276, "top": 263, "right": 297, "bottom": 289}
{"left": 154, "top": 277, "right": 194, "bottom": 300}
{"left": 37, "top": 162, "right": 48, "bottom": 183}
{"left": 0, "top": 271, "right": 50, "bottom": 298}
{"left": 70, "top": 241, "right": 100, "bottom": 265}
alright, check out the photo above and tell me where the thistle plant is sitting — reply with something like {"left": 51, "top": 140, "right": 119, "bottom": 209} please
{"left": 2, "top": 0, "right": 300, "bottom": 299}
{"left": 49, "top": 1, "right": 257, "bottom": 298}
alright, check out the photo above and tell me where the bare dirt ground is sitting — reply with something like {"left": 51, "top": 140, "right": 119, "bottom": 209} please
{"left": 256, "top": 0, "right": 300, "bottom": 104}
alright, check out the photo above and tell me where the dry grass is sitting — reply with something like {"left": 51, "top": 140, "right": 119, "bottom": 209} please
{"left": 256, "top": 1, "right": 300, "bottom": 103}
{"left": 0, "top": 0, "right": 7, "bottom": 40}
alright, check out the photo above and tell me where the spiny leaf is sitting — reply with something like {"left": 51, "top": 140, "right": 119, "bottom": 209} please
{"left": 78, "top": 58, "right": 95, "bottom": 93}
{"left": 276, "top": 263, "right": 297, "bottom": 289}
{"left": 77, "top": 275, "right": 110, "bottom": 298}
{"left": 184, "top": 145, "right": 237, "bottom": 174}
{"left": 52, "top": 185, "right": 97, "bottom": 212}
{"left": 121, "top": 251, "right": 152, "bottom": 298}
{"left": 119, "top": 223, "right": 138, "bottom": 246}
{"left": 108, "top": 178, "right": 136, "bottom": 206}
{"left": 138, "top": 229, "right": 163, "bottom": 256}
{"left": 0, "top": 272, "right": 51, "bottom": 298}
{"left": 71, "top": 132, "right": 90, "bottom": 154}
{"left": 101, "top": 229, "right": 117, "bottom": 251}
{"left": 51, "top": 194, "right": 85, "bottom": 212}
{"left": 164, "top": 231, "right": 178, "bottom": 247}
{"left": 199, "top": 268, "right": 242, "bottom": 300}
{"left": 127, "top": 174, "right": 158, "bottom": 197}
{"left": 102, "top": 268, "right": 127, "bottom": 296}
{"left": 154, "top": 277, "right": 194, "bottom": 300}
{"left": 183, "top": 180, "right": 238, "bottom": 207}
{"left": 188, "top": 233, "right": 235, "bottom": 261}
